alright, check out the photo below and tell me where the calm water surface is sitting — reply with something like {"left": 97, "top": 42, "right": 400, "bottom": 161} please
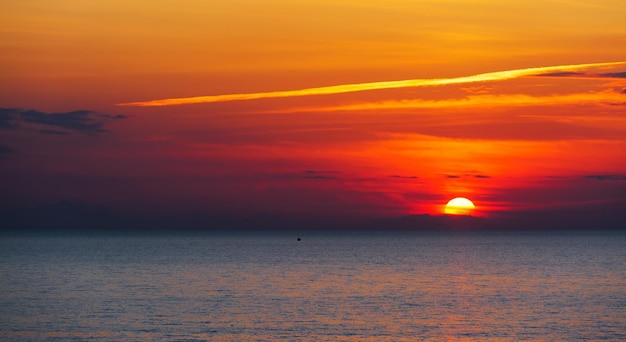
{"left": 1, "top": 230, "right": 625, "bottom": 341}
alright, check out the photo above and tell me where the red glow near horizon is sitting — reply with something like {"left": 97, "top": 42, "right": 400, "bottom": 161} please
{"left": 0, "top": 1, "right": 625, "bottom": 227}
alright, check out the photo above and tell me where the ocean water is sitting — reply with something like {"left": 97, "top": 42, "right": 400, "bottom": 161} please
{"left": 1, "top": 230, "right": 625, "bottom": 341}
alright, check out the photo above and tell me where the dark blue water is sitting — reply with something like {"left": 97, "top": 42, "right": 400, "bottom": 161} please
{"left": 1, "top": 230, "right": 625, "bottom": 341}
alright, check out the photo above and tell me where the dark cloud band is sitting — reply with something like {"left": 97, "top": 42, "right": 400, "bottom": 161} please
{"left": 0, "top": 108, "right": 127, "bottom": 134}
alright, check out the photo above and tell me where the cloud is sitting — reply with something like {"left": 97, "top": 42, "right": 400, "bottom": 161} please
{"left": 117, "top": 61, "right": 625, "bottom": 106}
{"left": 0, "top": 145, "right": 12, "bottom": 160}
{"left": 39, "top": 129, "right": 70, "bottom": 135}
{"left": 0, "top": 108, "right": 19, "bottom": 130}
{"left": 304, "top": 175, "right": 339, "bottom": 180}
{"left": 537, "top": 71, "right": 587, "bottom": 77}
{"left": 602, "top": 72, "right": 626, "bottom": 78}
{"left": 441, "top": 173, "right": 490, "bottom": 179}
{"left": 273, "top": 91, "right": 626, "bottom": 114}
{"left": 0, "top": 108, "right": 127, "bottom": 134}
{"left": 304, "top": 170, "right": 340, "bottom": 174}
{"left": 584, "top": 174, "right": 626, "bottom": 181}
{"left": 303, "top": 170, "right": 340, "bottom": 180}
{"left": 389, "top": 175, "right": 419, "bottom": 179}
{"left": 536, "top": 71, "right": 626, "bottom": 79}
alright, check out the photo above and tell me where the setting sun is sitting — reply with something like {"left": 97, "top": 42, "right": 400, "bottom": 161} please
{"left": 444, "top": 197, "right": 476, "bottom": 215}
{"left": 1, "top": 1, "right": 625, "bottom": 340}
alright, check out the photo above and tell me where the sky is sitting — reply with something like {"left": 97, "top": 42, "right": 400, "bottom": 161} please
{"left": 1, "top": 0, "right": 625, "bottom": 230}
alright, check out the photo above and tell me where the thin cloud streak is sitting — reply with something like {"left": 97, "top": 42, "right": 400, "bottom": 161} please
{"left": 118, "top": 61, "right": 625, "bottom": 107}
{"left": 281, "top": 91, "right": 626, "bottom": 113}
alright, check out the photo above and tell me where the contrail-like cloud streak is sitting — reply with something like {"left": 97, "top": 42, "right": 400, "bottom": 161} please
{"left": 118, "top": 61, "right": 625, "bottom": 107}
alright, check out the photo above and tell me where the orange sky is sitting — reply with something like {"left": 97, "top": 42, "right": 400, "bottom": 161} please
{"left": 1, "top": 0, "right": 625, "bottom": 227}
{"left": 2, "top": 0, "right": 625, "bottom": 104}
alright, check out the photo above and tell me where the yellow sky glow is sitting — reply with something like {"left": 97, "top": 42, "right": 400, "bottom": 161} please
{"left": 280, "top": 91, "right": 626, "bottom": 113}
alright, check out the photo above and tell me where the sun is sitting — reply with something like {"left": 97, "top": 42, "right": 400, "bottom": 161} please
{"left": 444, "top": 197, "right": 475, "bottom": 215}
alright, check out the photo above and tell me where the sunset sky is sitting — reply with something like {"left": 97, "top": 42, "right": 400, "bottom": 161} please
{"left": 1, "top": 0, "right": 625, "bottom": 229}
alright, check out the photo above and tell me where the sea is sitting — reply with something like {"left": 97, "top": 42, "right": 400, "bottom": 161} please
{"left": 1, "top": 230, "right": 625, "bottom": 341}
